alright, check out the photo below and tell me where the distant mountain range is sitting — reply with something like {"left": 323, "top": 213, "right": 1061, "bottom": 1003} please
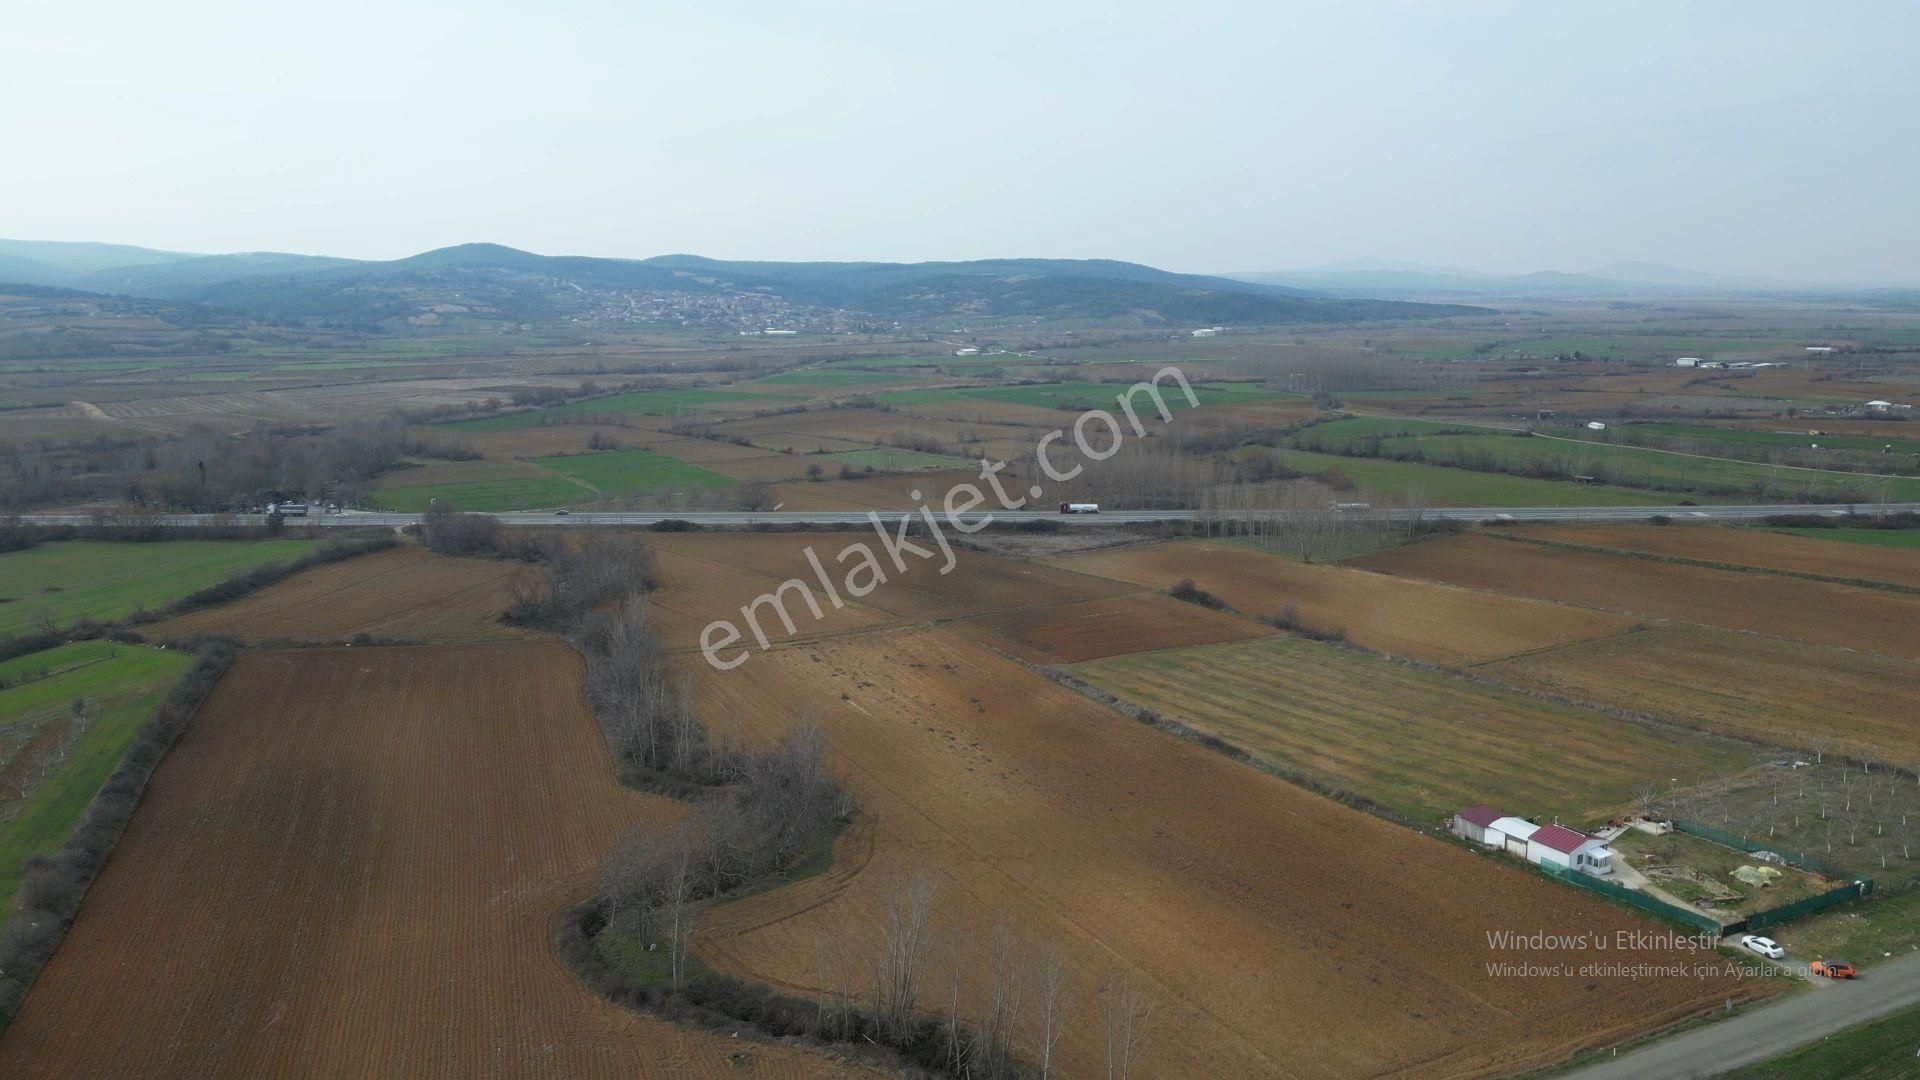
{"left": 1224, "top": 258, "right": 1914, "bottom": 299}
{"left": 0, "top": 240, "right": 1486, "bottom": 331}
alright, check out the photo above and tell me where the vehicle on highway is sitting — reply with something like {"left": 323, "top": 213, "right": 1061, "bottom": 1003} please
{"left": 1810, "top": 959, "right": 1857, "bottom": 979}
{"left": 1739, "top": 935, "right": 1785, "bottom": 960}
{"left": 554, "top": 509, "right": 570, "bottom": 516}
{"left": 1058, "top": 502, "right": 1100, "bottom": 514}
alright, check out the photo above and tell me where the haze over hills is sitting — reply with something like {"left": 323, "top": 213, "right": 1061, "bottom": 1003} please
{"left": 0, "top": 239, "right": 1486, "bottom": 333}
{"left": 1226, "top": 259, "right": 1917, "bottom": 299}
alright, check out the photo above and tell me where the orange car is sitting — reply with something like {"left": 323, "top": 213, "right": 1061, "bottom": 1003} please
{"left": 1810, "top": 959, "right": 1858, "bottom": 979}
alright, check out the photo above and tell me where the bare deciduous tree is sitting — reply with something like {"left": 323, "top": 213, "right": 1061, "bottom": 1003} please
{"left": 1102, "top": 976, "right": 1151, "bottom": 1080}
{"left": 872, "top": 870, "right": 936, "bottom": 1043}
{"left": 977, "top": 916, "right": 1026, "bottom": 1077}
{"left": 1030, "top": 944, "right": 1073, "bottom": 1080}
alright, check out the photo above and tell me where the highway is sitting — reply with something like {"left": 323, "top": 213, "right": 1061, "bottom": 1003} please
{"left": 12, "top": 502, "right": 1920, "bottom": 529}
{"left": 1568, "top": 952, "right": 1920, "bottom": 1078}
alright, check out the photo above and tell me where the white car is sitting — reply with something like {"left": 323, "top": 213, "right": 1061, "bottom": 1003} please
{"left": 1740, "top": 935, "right": 1785, "bottom": 960}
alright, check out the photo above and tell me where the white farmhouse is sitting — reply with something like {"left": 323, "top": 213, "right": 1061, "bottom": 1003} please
{"left": 1586, "top": 421, "right": 1607, "bottom": 431}
{"left": 1527, "top": 824, "right": 1614, "bottom": 876}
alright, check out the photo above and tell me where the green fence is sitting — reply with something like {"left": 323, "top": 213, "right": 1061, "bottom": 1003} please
{"left": 1539, "top": 863, "right": 1724, "bottom": 933}
{"left": 1742, "top": 881, "right": 1874, "bottom": 933}
{"left": 1669, "top": 818, "right": 1874, "bottom": 933}
{"left": 1672, "top": 819, "right": 1858, "bottom": 881}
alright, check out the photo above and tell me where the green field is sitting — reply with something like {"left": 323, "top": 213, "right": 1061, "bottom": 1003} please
{"left": 0, "top": 641, "right": 193, "bottom": 912}
{"left": 1485, "top": 334, "right": 1798, "bottom": 360}
{"left": 1069, "top": 636, "right": 1752, "bottom": 825}
{"left": 0, "top": 540, "right": 316, "bottom": 638}
{"left": 1299, "top": 417, "right": 1918, "bottom": 500}
{"left": 1725, "top": 1000, "right": 1920, "bottom": 1078}
{"left": 444, "top": 388, "right": 801, "bottom": 431}
{"left": 367, "top": 474, "right": 589, "bottom": 512}
{"left": 746, "top": 368, "right": 924, "bottom": 386}
{"left": 824, "top": 353, "right": 1020, "bottom": 368}
{"left": 1618, "top": 423, "right": 1920, "bottom": 456}
{"left": 817, "top": 448, "right": 975, "bottom": 472}
{"left": 1279, "top": 448, "right": 1685, "bottom": 506}
{"left": 874, "top": 380, "right": 1293, "bottom": 410}
{"left": 533, "top": 449, "right": 738, "bottom": 493}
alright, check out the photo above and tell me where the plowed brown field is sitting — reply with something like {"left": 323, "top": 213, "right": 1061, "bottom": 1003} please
{"left": 1353, "top": 534, "right": 1920, "bottom": 661}
{"left": 1482, "top": 625, "right": 1920, "bottom": 760}
{"left": 148, "top": 545, "right": 534, "bottom": 643}
{"left": 675, "top": 624, "right": 1765, "bottom": 1079}
{"left": 1507, "top": 524, "right": 1920, "bottom": 589}
{"left": 945, "top": 592, "right": 1272, "bottom": 663}
{"left": 1047, "top": 539, "right": 1635, "bottom": 663}
{"left": 650, "top": 532, "right": 1138, "bottom": 623}
{"left": 0, "top": 641, "right": 869, "bottom": 1079}
{"left": 651, "top": 532, "right": 1264, "bottom": 665}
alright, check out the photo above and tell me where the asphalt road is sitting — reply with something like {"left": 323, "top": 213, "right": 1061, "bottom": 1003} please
{"left": 1568, "top": 952, "right": 1920, "bottom": 1078}
{"left": 14, "top": 502, "right": 1920, "bottom": 529}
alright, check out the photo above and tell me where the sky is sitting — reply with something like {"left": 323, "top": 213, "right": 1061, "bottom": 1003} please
{"left": 5, "top": 1, "right": 1917, "bottom": 282}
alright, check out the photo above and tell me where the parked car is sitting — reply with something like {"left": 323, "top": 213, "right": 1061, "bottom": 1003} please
{"left": 1739, "top": 935, "right": 1785, "bottom": 960}
{"left": 1810, "top": 959, "right": 1857, "bottom": 979}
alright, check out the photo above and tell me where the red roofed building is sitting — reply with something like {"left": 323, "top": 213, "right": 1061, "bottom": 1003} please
{"left": 1451, "top": 804, "right": 1504, "bottom": 847}
{"left": 1527, "top": 824, "right": 1614, "bottom": 876}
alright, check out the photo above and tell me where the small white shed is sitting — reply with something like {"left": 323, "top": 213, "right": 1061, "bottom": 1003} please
{"left": 1489, "top": 817, "right": 1539, "bottom": 858}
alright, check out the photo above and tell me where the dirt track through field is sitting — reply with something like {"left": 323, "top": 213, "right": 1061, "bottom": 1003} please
{"left": 0, "top": 641, "right": 870, "bottom": 1079}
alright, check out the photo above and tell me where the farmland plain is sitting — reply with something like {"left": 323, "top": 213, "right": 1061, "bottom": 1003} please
{"left": 149, "top": 545, "right": 534, "bottom": 644}
{"left": 1505, "top": 523, "right": 1920, "bottom": 588}
{"left": 675, "top": 614, "right": 1767, "bottom": 1078}
{"left": 1277, "top": 448, "right": 1685, "bottom": 506}
{"left": 1067, "top": 634, "right": 1760, "bottom": 823}
{"left": 1352, "top": 533, "right": 1920, "bottom": 660}
{"left": 0, "top": 641, "right": 872, "bottom": 1079}
{"left": 0, "top": 540, "right": 315, "bottom": 638}
{"left": 533, "top": 448, "right": 738, "bottom": 493}
{"left": 0, "top": 641, "right": 191, "bottom": 913}
{"left": 1047, "top": 538, "right": 1636, "bottom": 663}
{"left": 1480, "top": 624, "right": 1920, "bottom": 761}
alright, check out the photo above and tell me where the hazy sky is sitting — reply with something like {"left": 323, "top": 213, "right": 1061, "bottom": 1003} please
{"left": 6, "top": 1, "right": 1917, "bottom": 281}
